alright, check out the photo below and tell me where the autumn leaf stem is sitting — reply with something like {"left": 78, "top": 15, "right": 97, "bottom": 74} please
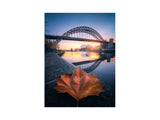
{"left": 76, "top": 100, "right": 79, "bottom": 107}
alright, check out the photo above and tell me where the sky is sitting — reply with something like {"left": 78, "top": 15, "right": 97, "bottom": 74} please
{"left": 45, "top": 13, "right": 115, "bottom": 50}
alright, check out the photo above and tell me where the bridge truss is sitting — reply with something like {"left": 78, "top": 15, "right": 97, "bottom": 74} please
{"left": 62, "top": 26, "right": 104, "bottom": 42}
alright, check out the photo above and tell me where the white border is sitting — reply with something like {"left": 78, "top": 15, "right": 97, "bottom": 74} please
{"left": 0, "top": 0, "right": 160, "bottom": 120}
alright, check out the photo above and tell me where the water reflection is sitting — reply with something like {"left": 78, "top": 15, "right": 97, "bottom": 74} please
{"left": 62, "top": 51, "right": 115, "bottom": 73}
{"left": 61, "top": 51, "right": 115, "bottom": 106}
{"left": 62, "top": 51, "right": 100, "bottom": 63}
{"left": 81, "top": 52, "right": 91, "bottom": 57}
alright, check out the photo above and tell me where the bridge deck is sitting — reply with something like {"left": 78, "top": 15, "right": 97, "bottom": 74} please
{"left": 45, "top": 34, "right": 104, "bottom": 43}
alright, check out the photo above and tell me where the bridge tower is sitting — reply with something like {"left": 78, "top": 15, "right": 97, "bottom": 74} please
{"left": 107, "top": 38, "right": 114, "bottom": 49}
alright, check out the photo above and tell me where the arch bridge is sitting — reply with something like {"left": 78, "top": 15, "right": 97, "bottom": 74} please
{"left": 45, "top": 26, "right": 107, "bottom": 48}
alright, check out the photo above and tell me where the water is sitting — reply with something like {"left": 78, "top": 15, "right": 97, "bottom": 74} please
{"left": 61, "top": 51, "right": 115, "bottom": 107}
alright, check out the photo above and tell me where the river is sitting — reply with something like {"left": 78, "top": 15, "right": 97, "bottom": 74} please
{"left": 61, "top": 51, "right": 115, "bottom": 107}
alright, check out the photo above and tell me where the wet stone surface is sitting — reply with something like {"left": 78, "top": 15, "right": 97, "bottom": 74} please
{"left": 45, "top": 82, "right": 115, "bottom": 107}
{"left": 45, "top": 52, "right": 75, "bottom": 82}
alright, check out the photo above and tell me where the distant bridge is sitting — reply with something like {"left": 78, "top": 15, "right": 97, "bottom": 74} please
{"left": 45, "top": 26, "right": 112, "bottom": 49}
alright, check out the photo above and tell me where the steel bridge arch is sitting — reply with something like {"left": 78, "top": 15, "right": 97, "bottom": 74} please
{"left": 62, "top": 26, "right": 104, "bottom": 42}
{"left": 73, "top": 52, "right": 115, "bottom": 73}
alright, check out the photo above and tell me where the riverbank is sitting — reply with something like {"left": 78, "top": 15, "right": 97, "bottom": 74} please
{"left": 45, "top": 52, "right": 75, "bottom": 83}
{"left": 45, "top": 52, "right": 76, "bottom": 106}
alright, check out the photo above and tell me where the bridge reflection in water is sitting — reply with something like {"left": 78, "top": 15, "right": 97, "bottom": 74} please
{"left": 61, "top": 51, "right": 115, "bottom": 73}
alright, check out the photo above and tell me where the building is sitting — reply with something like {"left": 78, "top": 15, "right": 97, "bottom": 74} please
{"left": 107, "top": 38, "right": 114, "bottom": 49}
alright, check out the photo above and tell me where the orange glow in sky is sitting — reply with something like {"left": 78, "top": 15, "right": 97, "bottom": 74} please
{"left": 59, "top": 38, "right": 115, "bottom": 50}
{"left": 59, "top": 41, "right": 101, "bottom": 50}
